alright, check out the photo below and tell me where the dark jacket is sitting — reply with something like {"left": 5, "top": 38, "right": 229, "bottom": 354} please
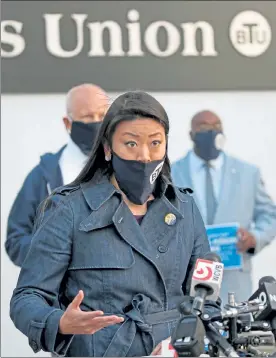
{"left": 10, "top": 174, "right": 210, "bottom": 357}
{"left": 5, "top": 147, "right": 65, "bottom": 267}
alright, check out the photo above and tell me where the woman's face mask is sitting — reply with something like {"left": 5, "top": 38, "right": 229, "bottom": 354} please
{"left": 111, "top": 152, "right": 164, "bottom": 205}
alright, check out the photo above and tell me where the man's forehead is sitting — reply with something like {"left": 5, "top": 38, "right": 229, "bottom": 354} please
{"left": 79, "top": 104, "right": 107, "bottom": 116}
{"left": 71, "top": 91, "right": 109, "bottom": 111}
{"left": 192, "top": 111, "right": 221, "bottom": 126}
{"left": 74, "top": 89, "right": 108, "bottom": 102}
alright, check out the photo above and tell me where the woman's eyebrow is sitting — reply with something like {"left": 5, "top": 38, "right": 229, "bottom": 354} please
{"left": 149, "top": 132, "right": 162, "bottom": 137}
{"left": 122, "top": 132, "right": 139, "bottom": 137}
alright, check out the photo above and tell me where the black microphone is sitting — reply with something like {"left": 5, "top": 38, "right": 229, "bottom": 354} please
{"left": 249, "top": 276, "right": 276, "bottom": 338}
{"left": 171, "top": 314, "right": 206, "bottom": 357}
{"left": 259, "top": 276, "right": 276, "bottom": 285}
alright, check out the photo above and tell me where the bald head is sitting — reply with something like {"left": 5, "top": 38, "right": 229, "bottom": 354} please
{"left": 191, "top": 110, "right": 223, "bottom": 134}
{"left": 66, "top": 83, "right": 109, "bottom": 122}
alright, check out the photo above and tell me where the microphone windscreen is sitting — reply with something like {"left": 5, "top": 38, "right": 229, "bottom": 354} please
{"left": 204, "top": 252, "right": 222, "bottom": 263}
{"left": 258, "top": 276, "right": 276, "bottom": 287}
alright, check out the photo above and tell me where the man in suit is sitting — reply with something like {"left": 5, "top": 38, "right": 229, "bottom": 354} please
{"left": 171, "top": 110, "right": 276, "bottom": 303}
{"left": 6, "top": 83, "right": 109, "bottom": 267}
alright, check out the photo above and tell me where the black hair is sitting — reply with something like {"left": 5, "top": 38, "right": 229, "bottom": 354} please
{"left": 70, "top": 90, "right": 172, "bottom": 185}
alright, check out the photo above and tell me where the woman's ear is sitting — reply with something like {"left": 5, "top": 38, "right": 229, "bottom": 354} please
{"left": 103, "top": 142, "right": 111, "bottom": 161}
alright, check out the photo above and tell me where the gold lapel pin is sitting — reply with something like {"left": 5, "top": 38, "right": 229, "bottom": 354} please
{"left": 165, "top": 213, "right": 176, "bottom": 226}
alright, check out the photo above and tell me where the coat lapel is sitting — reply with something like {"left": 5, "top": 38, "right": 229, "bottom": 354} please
{"left": 80, "top": 183, "right": 153, "bottom": 263}
{"left": 112, "top": 191, "right": 186, "bottom": 281}
{"left": 214, "top": 155, "right": 238, "bottom": 224}
{"left": 112, "top": 197, "right": 183, "bottom": 260}
{"left": 112, "top": 201, "right": 149, "bottom": 254}
{"left": 140, "top": 195, "right": 184, "bottom": 249}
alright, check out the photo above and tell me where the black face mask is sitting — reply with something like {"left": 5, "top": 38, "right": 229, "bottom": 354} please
{"left": 112, "top": 152, "right": 164, "bottom": 205}
{"left": 193, "top": 130, "right": 225, "bottom": 162}
{"left": 70, "top": 121, "right": 102, "bottom": 155}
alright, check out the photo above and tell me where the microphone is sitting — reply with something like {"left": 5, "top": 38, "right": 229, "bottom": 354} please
{"left": 249, "top": 276, "right": 276, "bottom": 338}
{"left": 190, "top": 252, "right": 224, "bottom": 315}
{"left": 171, "top": 314, "right": 206, "bottom": 357}
{"left": 259, "top": 276, "right": 276, "bottom": 285}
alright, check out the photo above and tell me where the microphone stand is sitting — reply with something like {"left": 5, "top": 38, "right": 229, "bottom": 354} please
{"left": 172, "top": 296, "right": 240, "bottom": 357}
{"left": 227, "top": 293, "right": 238, "bottom": 346}
{"left": 204, "top": 321, "right": 240, "bottom": 358}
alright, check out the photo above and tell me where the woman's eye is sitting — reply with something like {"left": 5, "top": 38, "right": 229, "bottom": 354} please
{"left": 125, "top": 141, "right": 137, "bottom": 148}
{"left": 152, "top": 140, "right": 161, "bottom": 147}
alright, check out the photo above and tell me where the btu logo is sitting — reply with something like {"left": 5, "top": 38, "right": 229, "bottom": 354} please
{"left": 193, "top": 259, "right": 213, "bottom": 281}
{"left": 229, "top": 10, "right": 272, "bottom": 57}
{"left": 150, "top": 162, "right": 164, "bottom": 184}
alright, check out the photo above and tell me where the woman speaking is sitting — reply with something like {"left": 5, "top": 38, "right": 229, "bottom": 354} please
{"left": 10, "top": 91, "right": 210, "bottom": 357}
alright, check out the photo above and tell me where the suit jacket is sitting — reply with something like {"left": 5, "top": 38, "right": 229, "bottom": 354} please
{"left": 171, "top": 151, "right": 276, "bottom": 303}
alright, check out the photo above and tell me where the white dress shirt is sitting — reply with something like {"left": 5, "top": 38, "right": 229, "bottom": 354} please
{"left": 189, "top": 150, "right": 225, "bottom": 223}
{"left": 59, "top": 137, "right": 88, "bottom": 185}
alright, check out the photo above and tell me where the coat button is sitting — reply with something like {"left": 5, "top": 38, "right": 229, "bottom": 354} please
{"left": 158, "top": 245, "right": 168, "bottom": 253}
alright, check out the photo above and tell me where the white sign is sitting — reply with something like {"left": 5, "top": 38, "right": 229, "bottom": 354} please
{"left": 229, "top": 10, "right": 272, "bottom": 57}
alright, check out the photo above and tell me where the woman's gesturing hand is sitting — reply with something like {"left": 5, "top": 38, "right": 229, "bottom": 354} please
{"left": 59, "top": 290, "right": 124, "bottom": 335}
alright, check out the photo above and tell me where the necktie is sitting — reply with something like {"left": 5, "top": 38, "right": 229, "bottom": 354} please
{"left": 205, "top": 162, "right": 217, "bottom": 225}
